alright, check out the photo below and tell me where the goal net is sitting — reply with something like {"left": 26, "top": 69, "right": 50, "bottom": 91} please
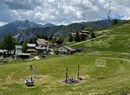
{"left": 95, "top": 59, "right": 106, "bottom": 67}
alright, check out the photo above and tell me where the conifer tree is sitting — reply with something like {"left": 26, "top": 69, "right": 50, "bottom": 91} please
{"left": 68, "top": 34, "right": 73, "bottom": 42}
{"left": 74, "top": 32, "right": 80, "bottom": 42}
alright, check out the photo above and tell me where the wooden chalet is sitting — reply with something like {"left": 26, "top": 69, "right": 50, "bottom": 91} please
{"left": 70, "top": 30, "right": 90, "bottom": 38}
{"left": 27, "top": 43, "right": 36, "bottom": 55}
{"left": 15, "top": 45, "right": 30, "bottom": 59}
{"left": 17, "top": 53, "right": 30, "bottom": 59}
{"left": 57, "top": 46, "right": 75, "bottom": 55}
{"left": 36, "top": 39, "right": 49, "bottom": 56}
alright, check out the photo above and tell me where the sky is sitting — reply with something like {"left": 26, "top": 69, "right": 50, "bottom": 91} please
{"left": 0, "top": 0, "right": 130, "bottom": 26}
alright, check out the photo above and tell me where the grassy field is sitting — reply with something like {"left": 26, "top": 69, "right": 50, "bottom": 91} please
{"left": 0, "top": 52, "right": 130, "bottom": 95}
{"left": 1, "top": 24, "right": 130, "bottom": 95}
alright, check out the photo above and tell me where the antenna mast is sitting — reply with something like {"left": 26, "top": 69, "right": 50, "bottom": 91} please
{"left": 108, "top": 1, "right": 111, "bottom": 20}
{"left": 83, "top": 13, "right": 86, "bottom": 22}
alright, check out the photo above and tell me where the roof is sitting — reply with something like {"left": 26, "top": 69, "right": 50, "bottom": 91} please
{"left": 52, "top": 37, "right": 59, "bottom": 41}
{"left": 27, "top": 43, "right": 36, "bottom": 47}
{"left": 37, "top": 39, "right": 48, "bottom": 45}
{"left": 17, "top": 53, "right": 30, "bottom": 56}
{"left": 27, "top": 49, "right": 36, "bottom": 52}
{"left": 52, "top": 37, "right": 59, "bottom": 39}
{"left": 70, "top": 33, "right": 76, "bottom": 35}
{"left": 59, "top": 46, "right": 75, "bottom": 51}
{"left": 0, "top": 49, "right": 7, "bottom": 53}
{"left": 81, "top": 31, "right": 90, "bottom": 33}
{"left": 15, "top": 45, "right": 22, "bottom": 49}
{"left": 36, "top": 47, "right": 46, "bottom": 50}
{"left": 63, "top": 46, "right": 75, "bottom": 51}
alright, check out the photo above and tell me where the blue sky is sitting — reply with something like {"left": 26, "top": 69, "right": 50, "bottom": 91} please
{"left": 0, "top": 0, "right": 130, "bottom": 26}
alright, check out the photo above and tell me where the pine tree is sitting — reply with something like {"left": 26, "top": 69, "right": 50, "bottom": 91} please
{"left": 22, "top": 42, "right": 28, "bottom": 53}
{"left": 56, "top": 36, "right": 64, "bottom": 45}
{"left": 91, "top": 32, "right": 96, "bottom": 38}
{"left": 49, "top": 34, "right": 53, "bottom": 41}
{"left": 81, "top": 34, "right": 86, "bottom": 41}
{"left": 113, "top": 19, "right": 118, "bottom": 25}
{"left": 68, "top": 34, "right": 73, "bottom": 42}
{"left": 2, "top": 35, "right": 16, "bottom": 54}
{"left": 44, "top": 35, "right": 48, "bottom": 40}
{"left": 0, "top": 41, "right": 4, "bottom": 49}
{"left": 74, "top": 32, "right": 80, "bottom": 42}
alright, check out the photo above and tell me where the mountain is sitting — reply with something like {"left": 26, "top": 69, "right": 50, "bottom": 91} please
{"left": 0, "top": 19, "right": 124, "bottom": 41}
{"left": 0, "top": 20, "right": 43, "bottom": 38}
{"left": 14, "top": 19, "right": 113, "bottom": 41}
{"left": 43, "top": 23, "right": 56, "bottom": 27}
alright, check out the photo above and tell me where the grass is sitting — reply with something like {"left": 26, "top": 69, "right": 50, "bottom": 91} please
{"left": 1, "top": 52, "right": 130, "bottom": 95}
{"left": 1, "top": 24, "right": 130, "bottom": 94}
{"left": 71, "top": 24, "right": 130, "bottom": 53}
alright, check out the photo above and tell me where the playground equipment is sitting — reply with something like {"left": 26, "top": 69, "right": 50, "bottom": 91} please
{"left": 65, "top": 65, "right": 82, "bottom": 84}
{"left": 24, "top": 65, "right": 37, "bottom": 87}
{"left": 24, "top": 77, "right": 34, "bottom": 87}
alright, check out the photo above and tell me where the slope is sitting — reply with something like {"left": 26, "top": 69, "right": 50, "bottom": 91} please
{"left": 71, "top": 24, "right": 130, "bottom": 53}
{"left": 1, "top": 53, "right": 130, "bottom": 95}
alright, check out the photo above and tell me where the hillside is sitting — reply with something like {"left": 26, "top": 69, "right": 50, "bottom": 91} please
{"left": 71, "top": 24, "right": 130, "bottom": 53}
{"left": 1, "top": 24, "right": 130, "bottom": 95}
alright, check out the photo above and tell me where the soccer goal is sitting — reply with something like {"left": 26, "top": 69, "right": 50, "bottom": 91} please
{"left": 95, "top": 59, "right": 106, "bottom": 67}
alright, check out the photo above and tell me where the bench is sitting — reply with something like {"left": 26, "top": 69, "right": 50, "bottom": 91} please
{"left": 25, "top": 82, "right": 34, "bottom": 87}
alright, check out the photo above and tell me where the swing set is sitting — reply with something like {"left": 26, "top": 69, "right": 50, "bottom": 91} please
{"left": 24, "top": 65, "right": 37, "bottom": 87}
{"left": 65, "top": 65, "right": 82, "bottom": 84}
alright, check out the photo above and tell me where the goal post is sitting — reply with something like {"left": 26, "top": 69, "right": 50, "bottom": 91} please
{"left": 95, "top": 59, "right": 106, "bottom": 67}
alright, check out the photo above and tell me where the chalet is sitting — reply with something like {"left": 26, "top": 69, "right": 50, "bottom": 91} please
{"left": 17, "top": 53, "right": 30, "bottom": 59}
{"left": 15, "top": 45, "right": 30, "bottom": 59}
{"left": 52, "top": 37, "right": 59, "bottom": 41}
{"left": 36, "top": 39, "right": 48, "bottom": 47}
{"left": 36, "top": 39, "right": 50, "bottom": 56}
{"left": 15, "top": 45, "right": 22, "bottom": 56}
{"left": 81, "top": 31, "right": 90, "bottom": 36}
{"left": 35, "top": 47, "right": 47, "bottom": 57}
{"left": 70, "top": 30, "right": 90, "bottom": 38}
{"left": 27, "top": 43, "right": 36, "bottom": 55}
{"left": 0, "top": 49, "right": 7, "bottom": 58}
{"left": 57, "top": 46, "right": 75, "bottom": 55}
{"left": 51, "top": 37, "right": 60, "bottom": 47}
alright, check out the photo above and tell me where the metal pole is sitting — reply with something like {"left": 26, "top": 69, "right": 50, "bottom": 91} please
{"left": 108, "top": 1, "right": 111, "bottom": 20}
{"left": 83, "top": 13, "right": 85, "bottom": 22}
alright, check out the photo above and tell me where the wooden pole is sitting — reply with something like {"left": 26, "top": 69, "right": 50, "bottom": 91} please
{"left": 77, "top": 65, "right": 80, "bottom": 79}
{"left": 65, "top": 67, "right": 68, "bottom": 84}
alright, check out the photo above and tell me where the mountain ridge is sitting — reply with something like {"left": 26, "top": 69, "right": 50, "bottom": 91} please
{"left": 0, "top": 19, "right": 117, "bottom": 41}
